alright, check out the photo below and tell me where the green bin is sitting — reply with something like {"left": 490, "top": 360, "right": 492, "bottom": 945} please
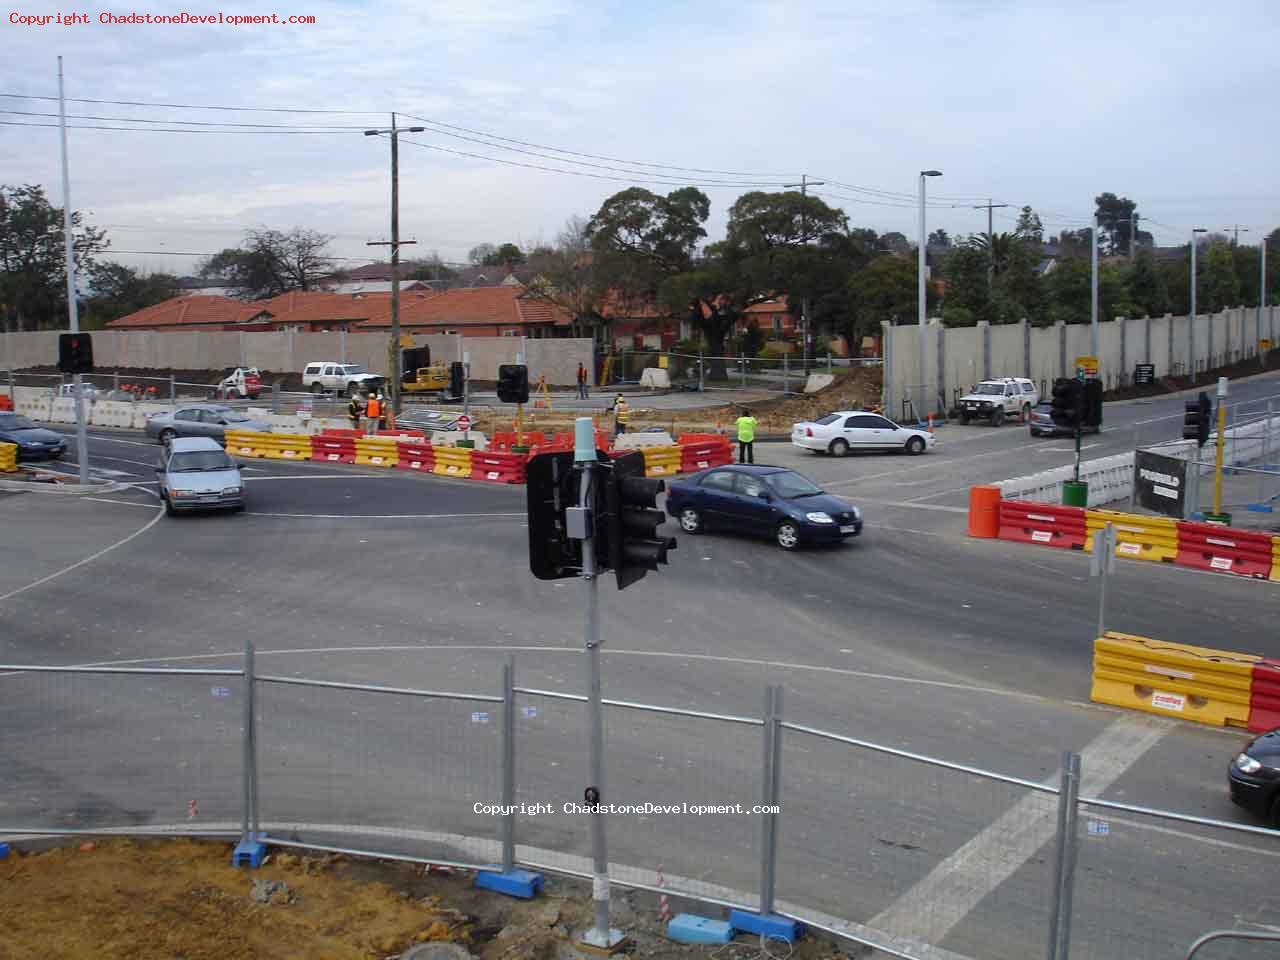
{"left": 1062, "top": 480, "right": 1088, "bottom": 507}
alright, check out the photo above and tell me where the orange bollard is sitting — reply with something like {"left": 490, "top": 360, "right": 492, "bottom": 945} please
{"left": 928, "top": 415, "right": 934, "bottom": 434}
{"left": 967, "top": 485, "right": 1001, "bottom": 538}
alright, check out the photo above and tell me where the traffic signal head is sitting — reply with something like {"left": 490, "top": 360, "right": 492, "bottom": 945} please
{"left": 497, "top": 364, "right": 530, "bottom": 404}
{"left": 1182, "top": 392, "right": 1211, "bottom": 446}
{"left": 525, "top": 451, "right": 582, "bottom": 580}
{"left": 449, "top": 361, "right": 465, "bottom": 398}
{"left": 58, "top": 333, "right": 94, "bottom": 375}
{"left": 1050, "top": 378, "right": 1083, "bottom": 428}
{"left": 599, "top": 451, "right": 676, "bottom": 590}
{"left": 1082, "top": 380, "right": 1103, "bottom": 428}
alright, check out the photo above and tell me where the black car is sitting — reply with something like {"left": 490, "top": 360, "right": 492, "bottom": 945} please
{"left": 665, "top": 464, "right": 862, "bottom": 550}
{"left": 1028, "top": 402, "right": 1101, "bottom": 438}
{"left": 0, "top": 412, "right": 67, "bottom": 461}
{"left": 1228, "top": 728, "right": 1280, "bottom": 826}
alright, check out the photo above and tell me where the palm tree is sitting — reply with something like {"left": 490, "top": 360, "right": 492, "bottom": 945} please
{"left": 968, "top": 232, "right": 1016, "bottom": 277}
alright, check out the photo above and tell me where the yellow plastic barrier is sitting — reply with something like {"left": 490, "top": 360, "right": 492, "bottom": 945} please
{"left": 354, "top": 436, "right": 399, "bottom": 468}
{"left": 259, "top": 432, "right": 312, "bottom": 461}
{"left": 1271, "top": 536, "right": 1280, "bottom": 583}
{"left": 223, "top": 429, "right": 269, "bottom": 458}
{"left": 1091, "top": 631, "right": 1259, "bottom": 728}
{"left": 641, "top": 445, "right": 683, "bottom": 478}
{"left": 433, "top": 446, "right": 473, "bottom": 479}
{"left": 0, "top": 441, "right": 16, "bottom": 473}
{"left": 1085, "top": 509, "right": 1179, "bottom": 563}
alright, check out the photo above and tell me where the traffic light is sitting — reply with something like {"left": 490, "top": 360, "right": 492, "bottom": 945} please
{"left": 497, "top": 364, "right": 529, "bottom": 404}
{"left": 597, "top": 451, "right": 676, "bottom": 590}
{"left": 449, "top": 361, "right": 465, "bottom": 399}
{"left": 1050, "top": 377, "right": 1083, "bottom": 428}
{"left": 1082, "top": 379, "right": 1103, "bottom": 428}
{"left": 1182, "top": 391, "right": 1211, "bottom": 446}
{"left": 525, "top": 450, "right": 582, "bottom": 580}
{"left": 58, "top": 333, "right": 94, "bottom": 374}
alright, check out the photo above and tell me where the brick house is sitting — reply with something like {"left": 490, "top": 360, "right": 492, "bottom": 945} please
{"left": 360, "top": 285, "right": 571, "bottom": 337}
{"left": 106, "top": 295, "right": 269, "bottom": 331}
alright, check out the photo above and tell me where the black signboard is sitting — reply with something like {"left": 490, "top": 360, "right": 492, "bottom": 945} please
{"left": 1133, "top": 449, "right": 1187, "bottom": 518}
{"left": 1134, "top": 363, "right": 1155, "bottom": 386}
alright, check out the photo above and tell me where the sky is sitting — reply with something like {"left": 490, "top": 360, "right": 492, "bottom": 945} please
{"left": 3, "top": 0, "right": 1278, "bottom": 278}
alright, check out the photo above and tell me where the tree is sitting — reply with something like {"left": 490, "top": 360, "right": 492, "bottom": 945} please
{"left": 585, "top": 186, "right": 710, "bottom": 304}
{"left": 927, "top": 228, "right": 951, "bottom": 247}
{"left": 406, "top": 253, "right": 455, "bottom": 284}
{"left": 995, "top": 238, "right": 1045, "bottom": 322}
{"left": 1056, "top": 228, "right": 1092, "bottom": 255}
{"left": 878, "top": 231, "right": 910, "bottom": 253}
{"left": 942, "top": 244, "right": 991, "bottom": 323}
{"left": 1201, "top": 241, "right": 1240, "bottom": 312}
{"left": 1014, "top": 206, "right": 1044, "bottom": 244}
{"left": 968, "top": 232, "right": 1016, "bottom": 278}
{"left": 1094, "top": 192, "right": 1139, "bottom": 256}
{"left": 468, "top": 243, "right": 497, "bottom": 266}
{"left": 523, "top": 215, "right": 609, "bottom": 339}
{"left": 199, "top": 228, "right": 333, "bottom": 299}
{"left": 1044, "top": 257, "right": 1126, "bottom": 326}
{"left": 1123, "top": 250, "right": 1170, "bottom": 317}
{"left": 0, "top": 183, "right": 108, "bottom": 331}
{"left": 484, "top": 242, "right": 525, "bottom": 266}
{"left": 846, "top": 255, "right": 917, "bottom": 342}
{"left": 81, "top": 263, "right": 180, "bottom": 328}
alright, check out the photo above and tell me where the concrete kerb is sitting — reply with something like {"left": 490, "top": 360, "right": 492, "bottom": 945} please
{"left": 0, "top": 475, "right": 127, "bottom": 495}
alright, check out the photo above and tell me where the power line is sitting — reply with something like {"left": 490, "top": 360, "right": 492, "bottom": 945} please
{"left": 0, "top": 119, "right": 341, "bottom": 135}
{"left": 0, "top": 108, "right": 368, "bottom": 130}
{"left": 0, "top": 92, "right": 380, "bottom": 114}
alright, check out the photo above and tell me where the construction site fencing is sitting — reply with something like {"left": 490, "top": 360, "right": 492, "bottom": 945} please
{"left": 2, "top": 650, "right": 1278, "bottom": 960}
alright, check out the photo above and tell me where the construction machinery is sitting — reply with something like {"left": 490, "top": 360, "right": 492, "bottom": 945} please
{"left": 401, "top": 346, "right": 464, "bottom": 402}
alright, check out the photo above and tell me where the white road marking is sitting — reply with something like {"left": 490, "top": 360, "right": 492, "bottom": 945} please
{"left": 246, "top": 510, "right": 525, "bottom": 520}
{"left": 0, "top": 504, "right": 164, "bottom": 604}
{"left": 242, "top": 474, "right": 394, "bottom": 481}
{"left": 846, "top": 497, "right": 968, "bottom": 514}
{"left": 1039, "top": 444, "right": 1102, "bottom": 453}
{"left": 1099, "top": 815, "right": 1280, "bottom": 857}
{"left": 82, "top": 497, "right": 161, "bottom": 509}
{"left": 869, "top": 716, "right": 1168, "bottom": 945}
{"left": 823, "top": 436, "right": 1062, "bottom": 489}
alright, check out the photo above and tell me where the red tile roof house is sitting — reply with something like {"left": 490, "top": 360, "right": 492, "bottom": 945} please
{"left": 257, "top": 291, "right": 396, "bottom": 331}
{"left": 361, "top": 285, "right": 571, "bottom": 337}
{"left": 106, "top": 295, "right": 270, "bottom": 330}
{"left": 739, "top": 298, "right": 797, "bottom": 337}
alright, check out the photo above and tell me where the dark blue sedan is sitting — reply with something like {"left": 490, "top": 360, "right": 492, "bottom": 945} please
{"left": 665, "top": 465, "right": 862, "bottom": 550}
{"left": 0, "top": 412, "right": 67, "bottom": 461}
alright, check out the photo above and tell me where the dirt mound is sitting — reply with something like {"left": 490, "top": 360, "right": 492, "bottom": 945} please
{"left": 748, "top": 365, "right": 883, "bottom": 431}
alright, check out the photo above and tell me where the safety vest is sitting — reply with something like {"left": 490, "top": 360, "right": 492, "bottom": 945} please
{"left": 366, "top": 397, "right": 382, "bottom": 418}
{"left": 615, "top": 401, "right": 630, "bottom": 424}
{"left": 737, "top": 416, "right": 757, "bottom": 443}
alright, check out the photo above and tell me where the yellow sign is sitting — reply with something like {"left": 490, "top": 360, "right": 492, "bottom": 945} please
{"left": 658, "top": 355, "right": 669, "bottom": 369}
{"left": 1261, "top": 339, "right": 1273, "bottom": 351}
{"left": 1076, "top": 355, "right": 1099, "bottom": 379}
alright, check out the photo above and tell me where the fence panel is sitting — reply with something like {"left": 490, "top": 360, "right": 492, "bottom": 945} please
{"left": 511, "top": 689, "right": 590, "bottom": 876}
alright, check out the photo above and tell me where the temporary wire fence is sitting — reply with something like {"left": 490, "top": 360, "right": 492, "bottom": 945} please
{"left": 2, "top": 653, "right": 1277, "bottom": 960}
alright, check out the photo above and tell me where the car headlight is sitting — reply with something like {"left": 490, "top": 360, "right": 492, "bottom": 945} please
{"left": 170, "top": 489, "right": 198, "bottom": 499}
{"left": 805, "top": 512, "right": 834, "bottom": 524}
{"left": 222, "top": 486, "right": 242, "bottom": 496}
{"left": 1235, "top": 753, "right": 1262, "bottom": 774}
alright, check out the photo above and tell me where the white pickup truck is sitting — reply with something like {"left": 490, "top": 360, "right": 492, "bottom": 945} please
{"left": 957, "top": 377, "right": 1040, "bottom": 427}
{"left": 57, "top": 382, "right": 100, "bottom": 401}
{"left": 301, "top": 361, "right": 385, "bottom": 397}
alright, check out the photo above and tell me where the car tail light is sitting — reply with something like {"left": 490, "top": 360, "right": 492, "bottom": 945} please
{"left": 805, "top": 427, "right": 813, "bottom": 437}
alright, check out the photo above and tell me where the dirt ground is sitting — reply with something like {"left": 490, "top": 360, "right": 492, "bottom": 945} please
{"left": 0, "top": 839, "right": 856, "bottom": 960}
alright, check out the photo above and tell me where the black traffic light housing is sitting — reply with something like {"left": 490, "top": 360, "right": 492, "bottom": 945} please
{"left": 58, "top": 333, "right": 94, "bottom": 374}
{"left": 449, "top": 361, "right": 465, "bottom": 399}
{"left": 525, "top": 451, "right": 582, "bottom": 581}
{"left": 1182, "top": 392, "right": 1211, "bottom": 446}
{"left": 1050, "top": 378, "right": 1083, "bottom": 429}
{"left": 597, "top": 451, "right": 676, "bottom": 590}
{"left": 1082, "top": 379, "right": 1103, "bottom": 428}
{"left": 497, "top": 364, "right": 529, "bottom": 404}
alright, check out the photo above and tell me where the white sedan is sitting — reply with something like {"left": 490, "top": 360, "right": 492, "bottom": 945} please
{"left": 792, "top": 410, "right": 935, "bottom": 456}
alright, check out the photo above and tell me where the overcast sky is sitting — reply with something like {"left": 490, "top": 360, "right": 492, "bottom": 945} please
{"left": 4, "top": 0, "right": 1278, "bottom": 277}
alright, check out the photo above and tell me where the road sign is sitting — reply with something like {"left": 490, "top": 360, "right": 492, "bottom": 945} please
{"left": 457, "top": 414, "right": 472, "bottom": 432}
{"left": 1075, "top": 355, "right": 1099, "bottom": 380}
{"left": 1133, "top": 450, "right": 1187, "bottom": 518}
{"left": 1133, "top": 363, "right": 1155, "bottom": 385}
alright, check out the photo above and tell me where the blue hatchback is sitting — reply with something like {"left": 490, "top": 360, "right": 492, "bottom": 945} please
{"left": 665, "top": 464, "right": 862, "bottom": 550}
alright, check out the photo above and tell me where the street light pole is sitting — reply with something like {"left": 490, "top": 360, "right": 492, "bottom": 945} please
{"left": 1090, "top": 214, "right": 1100, "bottom": 358}
{"left": 57, "top": 57, "right": 89, "bottom": 485}
{"left": 918, "top": 171, "right": 941, "bottom": 423}
{"left": 365, "top": 114, "right": 425, "bottom": 416}
{"left": 1190, "top": 228, "right": 1207, "bottom": 377}
{"left": 783, "top": 174, "right": 825, "bottom": 373}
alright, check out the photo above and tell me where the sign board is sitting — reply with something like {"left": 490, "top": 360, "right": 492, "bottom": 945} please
{"left": 1075, "top": 355, "right": 1099, "bottom": 381}
{"left": 1261, "top": 339, "right": 1273, "bottom": 351}
{"left": 1133, "top": 363, "right": 1155, "bottom": 385}
{"left": 1132, "top": 449, "right": 1187, "bottom": 518}
{"left": 658, "top": 354, "right": 669, "bottom": 369}
{"left": 456, "top": 414, "right": 472, "bottom": 432}
{"left": 1151, "top": 691, "right": 1186, "bottom": 712}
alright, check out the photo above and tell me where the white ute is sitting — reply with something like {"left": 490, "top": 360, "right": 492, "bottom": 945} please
{"left": 957, "top": 377, "right": 1039, "bottom": 426}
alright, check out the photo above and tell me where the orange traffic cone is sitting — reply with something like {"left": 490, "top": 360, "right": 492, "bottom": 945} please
{"left": 928, "top": 415, "right": 934, "bottom": 434}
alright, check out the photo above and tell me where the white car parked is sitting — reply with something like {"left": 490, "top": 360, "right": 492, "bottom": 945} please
{"left": 792, "top": 411, "right": 935, "bottom": 456}
{"left": 957, "top": 377, "right": 1039, "bottom": 426}
{"left": 301, "top": 361, "right": 385, "bottom": 397}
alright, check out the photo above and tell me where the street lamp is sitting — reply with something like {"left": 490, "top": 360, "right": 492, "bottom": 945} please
{"left": 917, "top": 170, "right": 942, "bottom": 422}
{"left": 1190, "top": 228, "right": 1208, "bottom": 376}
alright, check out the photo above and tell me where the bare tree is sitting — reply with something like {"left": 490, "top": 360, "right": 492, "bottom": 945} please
{"left": 199, "top": 227, "right": 334, "bottom": 299}
{"left": 524, "top": 216, "right": 608, "bottom": 338}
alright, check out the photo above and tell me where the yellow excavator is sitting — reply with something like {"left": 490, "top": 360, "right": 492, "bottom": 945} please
{"left": 400, "top": 345, "right": 464, "bottom": 402}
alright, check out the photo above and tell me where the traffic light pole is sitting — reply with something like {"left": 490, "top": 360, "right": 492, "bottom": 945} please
{"left": 1212, "top": 378, "right": 1228, "bottom": 516}
{"left": 57, "top": 57, "right": 89, "bottom": 485}
{"left": 574, "top": 417, "right": 623, "bottom": 951}
{"left": 1074, "top": 425, "right": 1082, "bottom": 483}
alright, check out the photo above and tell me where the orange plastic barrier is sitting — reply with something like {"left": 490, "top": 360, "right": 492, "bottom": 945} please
{"left": 1249, "top": 659, "right": 1280, "bottom": 733}
{"left": 680, "top": 439, "right": 733, "bottom": 472}
{"left": 967, "top": 486, "right": 1001, "bottom": 538}
{"left": 997, "top": 500, "right": 1086, "bottom": 550}
{"left": 396, "top": 441, "right": 435, "bottom": 472}
{"left": 1175, "top": 521, "right": 1273, "bottom": 579}
{"left": 473, "top": 450, "right": 527, "bottom": 484}
{"left": 0, "top": 395, "right": 12, "bottom": 411}
{"left": 311, "top": 435, "right": 356, "bottom": 464}
{"left": 321, "top": 428, "right": 363, "bottom": 439}
{"left": 379, "top": 429, "right": 425, "bottom": 439}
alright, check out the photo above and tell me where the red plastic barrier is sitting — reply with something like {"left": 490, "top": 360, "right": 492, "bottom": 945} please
{"left": 0, "top": 395, "right": 12, "bottom": 411}
{"left": 997, "top": 500, "right": 1087, "bottom": 550}
{"left": 473, "top": 450, "right": 527, "bottom": 484}
{"left": 1175, "top": 521, "right": 1274, "bottom": 579}
{"left": 379, "top": 429, "right": 425, "bottom": 439}
{"left": 396, "top": 441, "right": 435, "bottom": 472}
{"left": 677, "top": 433, "right": 729, "bottom": 445}
{"left": 311, "top": 435, "right": 356, "bottom": 464}
{"left": 320, "top": 428, "right": 363, "bottom": 439}
{"left": 1248, "top": 659, "right": 1280, "bottom": 733}
{"left": 680, "top": 439, "right": 733, "bottom": 472}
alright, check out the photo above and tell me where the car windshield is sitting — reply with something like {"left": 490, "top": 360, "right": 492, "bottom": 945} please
{"left": 341, "top": 365, "right": 365, "bottom": 374}
{"left": 221, "top": 410, "right": 251, "bottom": 423}
{"left": 973, "top": 383, "right": 1005, "bottom": 395}
{"left": 0, "top": 414, "right": 37, "bottom": 430}
{"left": 814, "top": 414, "right": 841, "bottom": 425}
{"left": 765, "top": 471, "right": 824, "bottom": 499}
{"left": 170, "top": 451, "right": 236, "bottom": 472}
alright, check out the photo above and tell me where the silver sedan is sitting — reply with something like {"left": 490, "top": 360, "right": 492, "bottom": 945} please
{"left": 144, "top": 403, "right": 273, "bottom": 444}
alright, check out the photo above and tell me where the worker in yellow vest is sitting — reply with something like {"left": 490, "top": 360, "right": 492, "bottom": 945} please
{"left": 611, "top": 394, "right": 630, "bottom": 437}
{"left": 736, "top": 408, "right": 757, "bottom": 464}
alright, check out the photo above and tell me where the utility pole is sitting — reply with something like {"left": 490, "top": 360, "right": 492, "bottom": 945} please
{"left": 57, "top": 57, "right": 89, "bottom": 485}
{"left": 365, "top": 113, "right": 424, "bottom": 415}
{"left": 1190, "top": 228, "right": 1207, "bottom": 376}
{"left": 783, "top": 174, "right": 824, "bottom": 373}
{"left": 972, "top": 199, "right": 1009, "bottom": 290}
{"left": 1131, "top": 212, "right": 1140, "bottom": 263}
{"left": 1224, "top": 225, "right": 1250, "bottom": 246}
{"left": 1090, "top": 215, "right": 1100, "bottom": 358}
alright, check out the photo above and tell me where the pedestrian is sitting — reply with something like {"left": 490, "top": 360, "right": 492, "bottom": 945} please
{"left": 576, "top": 362, "right": 589, "bottom": 400}
{"left": 736, "top": 407, "right": 757, "bottom": 464}
{"left": 611, "top": 393, "right": 630, "bottom": 437}
{"left": 347, "top": 391, "right": 364, "bottom": 431}
{"left": 375, "top": 389, "right": 388, "bottom": 430}
{"left": 363, "top": 389, "right": 382, "bottom": 435}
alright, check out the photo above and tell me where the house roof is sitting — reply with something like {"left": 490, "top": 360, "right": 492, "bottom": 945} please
{"left": 744, "top": 299, "right": 792, "bottom": 315}
{"left": 324, "top": 280, "right": 432, "bottom": 295}
{"left": 257, "top": 291, "right": 396, "bottom": 326}
{"left": 107, "top": 295, "right": 264, "bottom": 329}
{"left": 362, "top": 284, "right": 570, "bottom": 329}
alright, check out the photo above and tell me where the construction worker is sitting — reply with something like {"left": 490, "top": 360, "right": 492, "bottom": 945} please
{"left": 611, "top": 393, "right": 630, "bottom": 437}
{"left": 576, "top": 362, "right": 589, "bottom": 400}
{"left": 347, "top": 392, "right": 364, "bottom": 430}
{"left": 363, "top": 389, "right": 382, "bottom": 435}
{"left": 736, "top": 407, "right": 757, "bottom": 464}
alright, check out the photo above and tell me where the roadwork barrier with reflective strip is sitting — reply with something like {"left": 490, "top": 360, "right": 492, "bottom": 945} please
{"left": 472, "top": 450, "right": 526, "bottom": 484}
{"left": 354, "top": 436, "right": 399, "bottom": 468}
{"left": 1273, "top": 538, "right": 1280, "bottom": 583}
{"left": 433, "top": 446, "right": 473, "bottom": 479}
{"left": 260, "top": 433, "right": 312, "bottom": 461}
{"left": 1250, "top": 659, "right": 1280, "bottom": 733}
{"left": 1085, "top": 510, "right": 1178, "bottom": 564}
{"left": 0, "top": 442, "right": 16, "bottom": 472}
{"left": 641, "top": 445, "right": 683, "bottom": 478}
{"left": 396, "top": 440, "right": 435, "bottom": 473}
{"left": 223, "top": 429, "right": 271, "bottom": 458}
{"left": 310, "top": 434, "right": 356, "bottom": 464}
{"left": 1091, "top": 631, "right": 1259, "bottom": 728}
{"left": 997, "top": 500, "right": 1087, "bottom": 549}
{"left": 677, "top": 435, "right": 733, "bottom": 472}
{"left": 1175, "top": 521, "right": 1274, "bottom": 579}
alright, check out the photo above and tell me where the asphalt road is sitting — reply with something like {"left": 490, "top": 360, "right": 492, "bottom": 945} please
{"left": 1, "top": 415, "right": 1278, "bottom": 960}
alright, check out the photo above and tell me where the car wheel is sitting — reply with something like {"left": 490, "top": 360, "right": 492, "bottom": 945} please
{"left": 158, "top": 428, "right": 177, "bottom": 444}
{"left": 776, "top": 521, "right": 800, "bottom": 550}
{"left": 829, "top": 438, "right": 850, "bottom": 457}
{"left": 311, "top": 382, "right": 323, "bottom": 395}
{"left": 164, "top": 499, "right": 177, "bottom": 517}
{"left": 959, "top": 413, "right": 969, "bottom": 425}
{"left": 905, "top": 436, "right": 926, "bottom": 455}
{"left": 990, "top": 408, "right": 1005, "bottom": 427}
{"left": 678, "top": 507, "right": 703, "bottom": 533}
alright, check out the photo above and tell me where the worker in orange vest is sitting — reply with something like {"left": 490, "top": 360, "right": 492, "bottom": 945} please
{"left": 363, "top": 390, "right": 382, "bottom": 435}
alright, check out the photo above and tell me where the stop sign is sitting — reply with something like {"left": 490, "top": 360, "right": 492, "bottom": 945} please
{"left": 456, "top": 414, "right": 472, "bottom": 432}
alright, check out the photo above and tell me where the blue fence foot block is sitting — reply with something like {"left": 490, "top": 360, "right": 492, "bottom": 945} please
{"left": 0, "top": 841, "right": 9, "bottom": 859}
{"left": 668, "top": 913, "right": 732, "bottom": 945}
{"left": 474, "top": 868, "right": 543, "bottom": 899}
{"left": 1246, "top": 503, "right": 1274, "bottom": 512}
{"left": 231, "top": 839, "right": 267, "bottom": 869}
{"left": 729, "top": 910, "right": 803, "bottom": 944}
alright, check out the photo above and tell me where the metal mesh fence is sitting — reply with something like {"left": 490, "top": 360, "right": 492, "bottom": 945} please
{"left": 0, "top": 668, "right": 242, "bottom": 833}
{"left": 511, "top": 689, "right": 591, "bottom": 875}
